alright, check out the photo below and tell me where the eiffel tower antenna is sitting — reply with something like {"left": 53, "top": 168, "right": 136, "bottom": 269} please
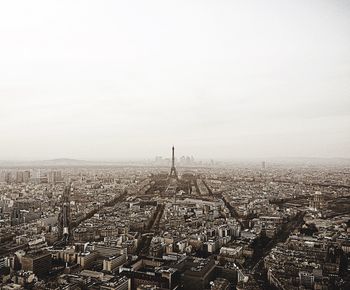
{"left": 169, "top": 145, "right": 178, "bottom": 180}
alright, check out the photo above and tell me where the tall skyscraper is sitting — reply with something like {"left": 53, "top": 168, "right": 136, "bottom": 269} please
{"left": 23, "top": 170, "right": 30, "bottom": 183}
{"left": 0, "top": 171, "right": 12, "bottom": 184}
{"left": 15, "top": 171, "right": 24, "bottom": 183}
{"left": 47, "top": 170, "right": 63, "bottom": 184}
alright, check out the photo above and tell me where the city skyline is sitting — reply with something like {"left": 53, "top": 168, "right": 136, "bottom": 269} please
{"left": 1, "top": 1, "right": 349, "bottom": 289}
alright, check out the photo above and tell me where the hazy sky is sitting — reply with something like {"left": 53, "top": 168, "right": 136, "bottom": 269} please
{"left": 0, "top": 0, "right": 349, "bottom": 160}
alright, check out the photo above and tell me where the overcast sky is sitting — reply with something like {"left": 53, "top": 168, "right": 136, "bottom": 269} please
{"left": 0, "top": 0, "right": 349, "bottom": 160}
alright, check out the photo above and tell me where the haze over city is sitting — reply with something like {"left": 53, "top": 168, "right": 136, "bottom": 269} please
{"left": 1, "top": 0, "right": 350, "bottom": 160}
{"left": 1, "top": 2, "right": 350, "bottom": 290}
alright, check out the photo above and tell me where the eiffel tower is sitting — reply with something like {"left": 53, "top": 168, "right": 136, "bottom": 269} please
{"left": 169, "top": 146, "right": 178, "bottom": 180}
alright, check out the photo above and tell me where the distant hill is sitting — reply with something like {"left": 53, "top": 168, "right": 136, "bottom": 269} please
{"left": 0, "top": 158, "right": 94, "bottom": 167}
{"left": 41, "top": 158, "right": 91, "bottom": 166}
{"left": 0, "top": 157, "right": 349, "bottom": 168}
{"left": 268, "top": 157, "right": 350, "bottom": 166}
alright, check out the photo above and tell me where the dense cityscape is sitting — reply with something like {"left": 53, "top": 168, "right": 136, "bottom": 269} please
{"left": 0, "top": 147, "right": 349, "bottom": 290}
{"left": 1, "top": 0, "right": 349, "bottom": 289}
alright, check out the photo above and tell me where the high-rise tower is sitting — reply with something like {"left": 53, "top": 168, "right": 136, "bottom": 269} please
{"left": 169, "top": 146, "right": 178, "bottom": 180}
